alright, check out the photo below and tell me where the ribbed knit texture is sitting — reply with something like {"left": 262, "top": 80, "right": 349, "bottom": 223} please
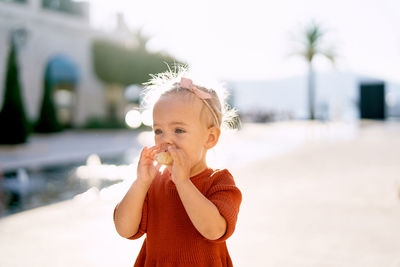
{"left": 115, "top": 168, "right": 242, "bottom": 267}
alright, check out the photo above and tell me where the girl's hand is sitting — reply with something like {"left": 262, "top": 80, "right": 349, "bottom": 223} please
{"left": 136, "top": 146, "right": 162, "bottom": 186}
{"left": 166, "top": 145, "right": 191, "bottom": 185}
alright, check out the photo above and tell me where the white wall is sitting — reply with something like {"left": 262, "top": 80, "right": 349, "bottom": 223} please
{"left": 0, "top": 0, "right": 107, "bottom": 126}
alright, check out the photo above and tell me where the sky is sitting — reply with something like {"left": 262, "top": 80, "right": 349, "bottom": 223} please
{"left": 87, "top": 0, "right": 400, "bottom": 83}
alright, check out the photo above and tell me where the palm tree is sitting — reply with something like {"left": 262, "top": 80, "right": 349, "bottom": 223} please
{"left": 292, "top": 20, "right": 335, "bottom": 120}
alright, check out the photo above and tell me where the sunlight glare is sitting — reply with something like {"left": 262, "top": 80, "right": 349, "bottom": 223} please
{"left": 125, "top": 110, "right": 142, "bottom": 129}
{"left": 141, "top": 109, "right": 153, "bottom": 127}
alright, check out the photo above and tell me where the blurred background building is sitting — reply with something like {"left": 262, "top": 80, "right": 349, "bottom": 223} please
{"left": 0, "top": 0, "right": 145, "bottom": 129}
{"left": 1, "top": 0, "right": 400, "bottom": 131}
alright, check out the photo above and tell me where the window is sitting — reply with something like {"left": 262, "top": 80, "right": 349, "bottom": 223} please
{"left": 41, "top": 0, "right": 86, "bottom": 17}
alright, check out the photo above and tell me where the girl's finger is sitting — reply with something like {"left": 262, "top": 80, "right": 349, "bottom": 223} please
{"left": 168, "top": 146, "right": 185, "bottom": 163}
{"left": 139, "top": 146, "right": 148, "bottom": 160}
{"left": 141, "top": 146, "right": 148, "bottom": 154}
{"left": 154, "top": 163, "right": 162, "bottom": 172}
{"left": 166, "top": 165, "right": 172, "bottom": 174}
{"left": 140, "top": 146, "right": 158, "bottom": 163}
{"left": 148, "top": 145, "right": 160, "bottom": 151}
{"left": 140, "top": 145, "right": 158, "bottom": 157}
{"left": 148, "top": 145, "right": 162, "bottom": 156}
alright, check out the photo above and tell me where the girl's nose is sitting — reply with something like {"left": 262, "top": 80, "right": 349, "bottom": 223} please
{"left": 159, "top": 133, "right": 173, "bottom": 146}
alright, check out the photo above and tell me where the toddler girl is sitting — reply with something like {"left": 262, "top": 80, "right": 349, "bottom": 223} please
{"left": 113, "top": 68, "right": 242, "bottom": 266}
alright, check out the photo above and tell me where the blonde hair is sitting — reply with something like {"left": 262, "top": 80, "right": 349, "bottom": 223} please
{"left": 142, "top": 65, "right": 240, "bottom": 130}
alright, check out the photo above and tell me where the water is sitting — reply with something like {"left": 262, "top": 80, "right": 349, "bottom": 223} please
{"left": 0, "top": 154, "right": 128, "bottom": 217}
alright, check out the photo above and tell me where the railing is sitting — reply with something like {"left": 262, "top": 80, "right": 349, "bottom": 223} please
{"left": 0, "top": 0, "right": 28, "bottom": 4}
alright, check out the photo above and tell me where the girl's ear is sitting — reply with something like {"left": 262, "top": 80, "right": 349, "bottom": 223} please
{"left": 204, "top": 126, "right": 221, "bottom": 149}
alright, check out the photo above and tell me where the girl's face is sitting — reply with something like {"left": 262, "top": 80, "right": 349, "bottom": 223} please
{"left": 152, "top": 93, "right": 211, "bottom": 172}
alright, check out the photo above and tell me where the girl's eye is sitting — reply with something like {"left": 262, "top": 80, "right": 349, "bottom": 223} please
{"left": 154, "top": 129, "right": 162, "bottom": 135}
{"left": 175, "top": 128, "right": 185, "bottom": 134}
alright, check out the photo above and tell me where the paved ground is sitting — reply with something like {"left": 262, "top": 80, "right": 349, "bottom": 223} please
{"left": 229, "top": 121, "right": 400, "bottom": 267}
{"left": 0, "top": 120, "right": 399, "bottom": 267}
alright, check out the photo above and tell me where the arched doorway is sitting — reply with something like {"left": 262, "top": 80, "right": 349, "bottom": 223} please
{"left": 44, "top": 55, "right": 79, "bottom": 129}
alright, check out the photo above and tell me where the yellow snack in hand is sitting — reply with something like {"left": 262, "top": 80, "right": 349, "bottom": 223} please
{"left": 154, "top": 151, "right": 173, "bottom": 165}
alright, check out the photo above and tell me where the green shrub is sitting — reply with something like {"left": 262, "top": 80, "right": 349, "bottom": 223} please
{"left": 34, "top": 64, "right": 62, "bottom": 133}
{"left": 92, "top": 39, "right": 183, "bottom": 86}
{"left": 0, "top": 42, "right": 30, "bottom": 144}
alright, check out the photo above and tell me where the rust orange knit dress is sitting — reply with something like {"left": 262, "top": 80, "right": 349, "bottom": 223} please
{"left": 115, "top": 168, "right": 242, "bottom": 267}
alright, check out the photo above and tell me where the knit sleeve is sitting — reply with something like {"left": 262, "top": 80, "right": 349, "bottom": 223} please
{"left": 206, "top": 169, "right": 242, "bottom": 243}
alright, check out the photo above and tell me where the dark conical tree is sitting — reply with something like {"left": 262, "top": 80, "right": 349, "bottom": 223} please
{"left": 35, "top": 64, "right": 62, "bottom": 133}
{"left": 0, "top": 42, "right": 30, "bottom": 144}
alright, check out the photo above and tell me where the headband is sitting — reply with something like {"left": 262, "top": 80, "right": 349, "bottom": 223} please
{"left": 180, "top": 77, "right": 220, "bottom": 127}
